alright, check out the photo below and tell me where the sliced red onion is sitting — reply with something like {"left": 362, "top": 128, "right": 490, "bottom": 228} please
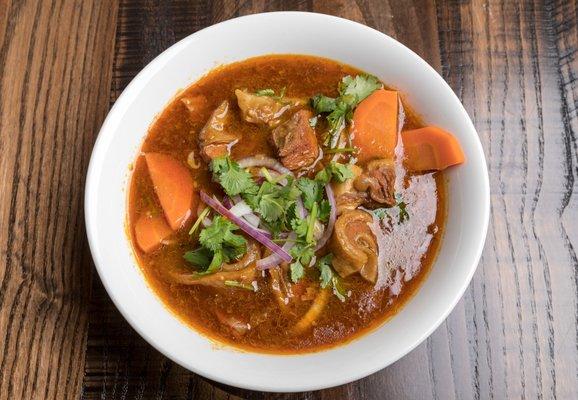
{"left": 229, "top": 201, "right": 253, "bottom": 218}
{"left": 256, "top": 233, "right": 296, "bottom": 270}
{"left": 238, "top": 156, "right": 293, "bottom": 176}
{"left": 296, "top": 197, "right": 306, "bottom": 219}
{"left": 315, "top": 185, "right": 337, "bottom": 250}
{"left": 200, "top": 191, "right": 292, "bottom": 263}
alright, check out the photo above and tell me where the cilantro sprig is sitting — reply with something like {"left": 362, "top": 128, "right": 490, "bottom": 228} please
{"left": 183, "top": 216, "right": 247, "bottom": 275}
{"left": 311, "top": 74, "right": 382, "bottom": 147}
{"left": 317, "top": 253, "right": 347, "bottom": 301}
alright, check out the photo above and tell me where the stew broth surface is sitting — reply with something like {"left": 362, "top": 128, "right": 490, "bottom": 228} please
{"left": 128, "top": 55, "right": 446, "bottom": 353}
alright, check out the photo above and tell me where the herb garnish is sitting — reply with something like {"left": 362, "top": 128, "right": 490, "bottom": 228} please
{"left": 183, "top": 216, "right": 247, "bottom": 275}
{"left": 224, "top": 280, "right": 256, "bottom": 291}
{"left": 255, "top": 87, "right": 286, "bottom": 100}
{"left": 311, "top": 74, "right": 382, "bottom": 147}
{"left": 317, "top": 253, "right": 347, "bottom": 301}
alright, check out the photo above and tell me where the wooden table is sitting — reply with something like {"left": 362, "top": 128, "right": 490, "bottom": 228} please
{"left": 1, "top": 0, "right": 577, "bottom": 398}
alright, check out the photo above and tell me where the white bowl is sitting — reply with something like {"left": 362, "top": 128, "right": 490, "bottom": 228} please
{"left": 85, "top": 12, "right": 489, "bottom": 392}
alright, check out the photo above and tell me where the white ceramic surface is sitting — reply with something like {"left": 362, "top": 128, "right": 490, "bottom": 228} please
{"left": 85, "top": 12, "right": 489, "bottom": 392}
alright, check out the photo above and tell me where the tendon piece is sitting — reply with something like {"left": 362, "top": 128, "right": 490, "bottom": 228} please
{"left": 269, "top": 266, "right": 294, "bottom": 314}
{"left": 215, "top": 310, "right": 250, "bottom": 337}
{"left": 330, "top": 210, "right": 378, "bottom": 283}
{"left": 168, "top": 265, "right": 256, "bottom": 288}
{"left": 291, "top": 288, "right": 330, "bottom": 335}
{"left": 198, "top": 101, "right": 239, "bottom": 160}
{"left": 220, "top": 241, "right": 261, "bottom": 271}
{"left": 235, "top": 89, "right": 299, "bottom": 127}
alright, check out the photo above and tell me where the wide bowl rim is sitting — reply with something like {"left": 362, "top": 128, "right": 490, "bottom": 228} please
{"left": 85, "top": 11, "right": 490, "bottom": 392}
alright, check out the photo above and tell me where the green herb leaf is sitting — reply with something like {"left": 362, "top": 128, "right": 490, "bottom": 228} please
{"left": 311, "top": 95, "right": 337, "bottom": 113}
{"left": 314, "top": 162, "right": 354, "bottom": 184}
{"left": 372, "top": 208, "right": 388, "bottom": 220}
{"left": 317, "top": 254, "right": 333, "bottom": 288}
{"left": 339, "top": 74, "right": 382, "bottom": 102}
{"left": 329, "top": 162, "right": 354, "bottom": 182}
{"left": 290, "top": 218, "right": 309, "bottom": 238}
{"left": 296, "top": 178, "right": 323, "bottom": 211}
{"left": 255, "top": 88, "right": 275, "bottom": 96}
{"left": 210, "top": 156, "right": 258, "bottom": 197}
{"left": 398, "top": 201, "right": 409, "bottom": 223}
{"left": 189, "top": 207, "right": 210, "bottom": 236}
{"left": 183, "top": 247, "right": 213, "bottom": 270}
{"left": 318, "top": 199, "right": 331, "bottom": 222}
{"left": 224, "top": 280, "right": 255, "bottom": 291}
{"left": 290, "top": 243, "right": 314, "bottom": 267}
{"left": 199, "top": 216, "right": 247, "bottom": 260}
{"left": 290, "top": 262, "right": 305, "bottom": 283}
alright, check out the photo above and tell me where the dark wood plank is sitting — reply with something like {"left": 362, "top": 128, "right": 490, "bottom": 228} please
{"left": 0, "top": 0, "right": 119, "bottom": 399}
{"left": 80, "top": 0, "right": 578, "bottom": 399}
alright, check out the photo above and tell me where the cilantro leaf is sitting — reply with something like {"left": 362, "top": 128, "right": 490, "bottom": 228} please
{"left": 290, "top": 218, "right": 309, "bottom": 237}
{"left": 318, "top": 199, "right": 331, "bottom": 222}
{"left": 311, "top": 95, "right": 337, "bottom": 113}
{"left": 210, "top": 156, "right": 258, "bottom": 197}
{"left": 317, "top": 254, "right": 333, "bottom": 288}
{"left": 372, "top": 208, "right": 388, "bottom": 220}
{"left": 296, "top": 178, "right": 323, "bottom": 211}
{"left": 290, "top": 262, "right": 305, "bottom": 283}
{"left": 183, "top": 247, "right": 212, "bottom": 270}
{"left": 255, "top": 88, "right": 275, "bottom": 96}
{"left": 224, "top": 280, "right": 255, "bottom": 291}
{"left": 310, "top": 74, "right": 382, "bottom": 149}
{"left": 199, "top": 216, "right": 247, "bottom": 259}
{"left": 315, "top": 162, "right": 353, "bottom": 184}
{"left": 291, "top": 243, "right": 314, "bottom": 267}
{"left": 339, "top": 74, "right": 382, "bottom": 102}
{"left": 329, "top": 162, "right": 354, "bottom": 182}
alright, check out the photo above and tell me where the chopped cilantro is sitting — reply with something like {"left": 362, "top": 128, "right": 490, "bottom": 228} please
{"left": 189, "top": 206, "right": 210, "bottom": 236}
{"left": 315, "top": 162, "right": 354, "bottom": 184}
{"left": 395, "top": 193, "right": 410, "bottom": 224}
{"left": 339, "top": 74, "right": 382, "bottom": 103}
{"left": 184, "top": 216, "right": 247, "bottom": 276}
{"left": 254, "top": 88, "right": 275, "bottom": 96}
{"left": 296, "top": 178, "right": 323, "bottom": 211}
{"left": 255, "top": 87, "right": 286, "bottom": 100}
{"left": 372, "top": 208, "right": 388, "bottom": 220}
{"left": 317, "top": 254, "right": 333, "bottom": 288}
{"left": 311, "top": 74, "right": 382, "bottom": 148}
{"left": 316, "top": 253, "right": 347, "bottom": 301}
{"left": 183, "top": 247, "right": 212, "bottom": 270}
{"left": 210, "top": 156, "right": 258, "bottom": 197}
{"left": 224, "top": 280, "right": 255, "bottom": 291}
{"left": 290, "top": 262, "right": 305, "bottom": 283}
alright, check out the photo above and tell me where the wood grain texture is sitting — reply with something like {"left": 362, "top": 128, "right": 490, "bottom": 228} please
{"left": 0, "top": 0, "right": 119, "bottom": 399}
{"left": 1, "top": 0, "right": 577, "bottom": 399}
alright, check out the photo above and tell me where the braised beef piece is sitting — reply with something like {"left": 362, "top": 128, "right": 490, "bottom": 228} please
{"left": 354, "top": 159, "right": 396, "bottom": 207}
{"left": 271, "top": 109, "right": 320, "bottom": 171}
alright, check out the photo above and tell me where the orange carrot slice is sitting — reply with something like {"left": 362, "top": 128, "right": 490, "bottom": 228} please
{"left": 352, "top": 89, "right": 399, "bottom": 163}
{"left": 401, "top": 126, "right": 466, "bottom": 171}
{"left": 144, "top": 153, "right": 197, "bottom": 230}
{"left": 134, "top": 214, "right": 173, "bottom": 253}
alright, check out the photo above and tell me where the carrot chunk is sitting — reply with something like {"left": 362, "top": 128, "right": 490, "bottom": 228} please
{"left": 352, "top": 89, "right": 399, "bottom": 163}
{"left": 144, "top": 153, "right": 197, "bottom": 230}
{"left": 134, "top": 214, "right": 173, "bottom": 253}
{"left": 401, "top": 126, "right": 466, "bottom": 171}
